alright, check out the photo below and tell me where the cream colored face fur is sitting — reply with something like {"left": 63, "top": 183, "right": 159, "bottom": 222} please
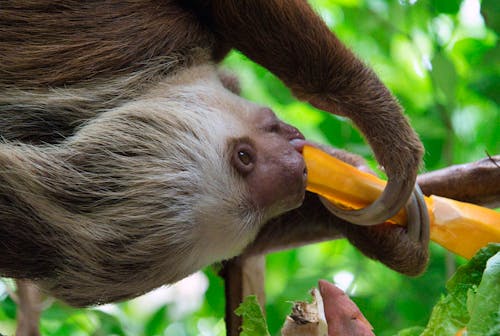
{"left": 0, "top": 65, "right": 306, "bottom": 306}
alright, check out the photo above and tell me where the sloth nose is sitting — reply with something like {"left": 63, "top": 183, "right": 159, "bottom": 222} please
{"left": 280, "top": 122, "right": 305, "bottom": 153}
{"left": 280, "top": 123, "right": 305, "bottom": 141}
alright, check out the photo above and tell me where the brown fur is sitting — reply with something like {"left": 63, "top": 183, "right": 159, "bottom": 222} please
{"left": 0, "top": 1, "right": 428, "bottom": 307}
{"left": 0, "top": 1, "right": 218, "bottom": 87}
{"left": 1, "top": 66, "right": 305, "bottom": 305}
{"left": 1, "top": 0, "right": 423, "bottom": 172}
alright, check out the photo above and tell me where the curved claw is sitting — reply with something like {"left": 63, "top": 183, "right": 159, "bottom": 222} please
{"left": 408, "top": 185, "right": 430, "bottom": 244}
{"left": 320, "top": 183, "right": 430, "bottom": 245}
{"left": 320, "top": 176, "right": 416, "bottom": 226}
{"left": 404, "top": 191, "right": 420, "bottom": 241}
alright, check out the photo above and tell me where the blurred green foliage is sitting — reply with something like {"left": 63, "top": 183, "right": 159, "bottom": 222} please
{"left": 1, "top": 0, "right": 498, "bottom": 335}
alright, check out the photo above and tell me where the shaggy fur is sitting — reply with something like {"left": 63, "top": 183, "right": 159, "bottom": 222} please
{"left": 0, "top": 1, "right": 429, "bottom": 307}
{"left": 1, "top": 0, "right": 424, "bottom": 225}
{"left": 0, "top": 66, "right": 273, "bottom": 306}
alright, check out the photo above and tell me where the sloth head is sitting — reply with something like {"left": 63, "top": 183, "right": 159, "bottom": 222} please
{"left": 1, "top": 65, "right": 306, "bottom": 305}
{"left": 94, "top": 65, "right": 309, "bottom": 267}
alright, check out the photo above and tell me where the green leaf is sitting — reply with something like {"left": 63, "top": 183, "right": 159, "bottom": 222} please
{"left": 234, "top": 295, "right": 270, "bottom": 336}
{"left": 466, "top": 252, "right": 500, "bottom": 336}
{"left": 421, "top": 244, "right": 500, "bottom": 336}
{"left": 430, "top": 0, "right": 461, "bottom": 14}
{"left": 431, "top": 52, "right": 458, "bottom": 108}
{"left": 395, "top": 326, "right": 424, "bottom": 336}
{"left": 144, "top": 305, "right": 169, "bottom": 336}
{"left": 481, "top": 0, "right": 500, "bottom": 33}
{"left": 469, "top": 74, "right": 500, "bottom": 105}
{"left": 92, "top": 310, "right": 127, "bottom": 336}
{"left": 0, "top": 296, "right": 16, "bottom": 320}
{"left": 446, "top": 244, "right": 500, "bottom": 292}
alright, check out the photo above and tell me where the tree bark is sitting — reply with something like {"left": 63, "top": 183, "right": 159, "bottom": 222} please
{"left": 417, "top": 155, "right": 500, "bottom": 208}
{"left": 15, "top": 280, "right": 42, "bottom": 336}
{"left": 221, "top": 255, "right": 266, "bottom": 336}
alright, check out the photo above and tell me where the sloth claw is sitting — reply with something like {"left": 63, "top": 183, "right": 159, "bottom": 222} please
{"left": 320, "top": 183, "right": 430, "bottom": 244}
{"left": 405, "top": 185, "right": 430, "bottom": 244}
{"left": 319, "top": 177, "right": 415, "bottom": 226}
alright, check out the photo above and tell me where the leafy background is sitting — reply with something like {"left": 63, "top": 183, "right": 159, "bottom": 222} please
{"left": 1, "top": 0, "right": 498, "bottom": 335}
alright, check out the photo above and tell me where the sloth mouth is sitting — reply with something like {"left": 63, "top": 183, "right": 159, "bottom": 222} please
{"left": 289, "top": 138, "right": 307, "bottom": 153}
{"left": 288, "top": 138, "right": 308, "bottom": 186}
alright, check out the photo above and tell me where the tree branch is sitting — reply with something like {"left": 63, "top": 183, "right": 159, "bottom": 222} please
{"left": 418, "top": 155, "right": 500, "bottom": 208}
{"left": 15, "top": 280, "right": 42, "bottom": 336}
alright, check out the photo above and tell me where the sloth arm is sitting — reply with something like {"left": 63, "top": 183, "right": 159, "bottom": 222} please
{"left": 184, "top": 0, "right": 424, "bottom": 228}
{"left": 244, "top": 192, "right": 429, "bottom": 276}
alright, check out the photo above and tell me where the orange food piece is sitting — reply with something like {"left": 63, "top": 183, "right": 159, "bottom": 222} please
{"left": 303, "top": 145, "right": 500, "bottom": 259}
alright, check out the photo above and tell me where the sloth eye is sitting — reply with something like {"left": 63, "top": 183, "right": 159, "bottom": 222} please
{"left": 231, "top": 142, "right": 255, "bottom": 176}
{"left": 238, "top": 150, "right": 252, "bottom": 165}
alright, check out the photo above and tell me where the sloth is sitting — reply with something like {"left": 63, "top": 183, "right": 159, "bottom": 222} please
{"left": 0, "top": 1, "right": 429, "bottom": 306}
{"left": 0, "top": 65, "right": 428, "bottom": 306}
